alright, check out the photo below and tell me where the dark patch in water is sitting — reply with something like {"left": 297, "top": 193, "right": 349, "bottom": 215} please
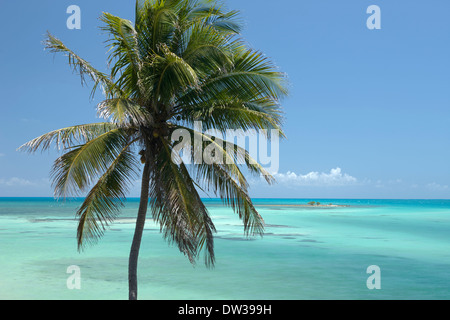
{"left": 28, "top": 218, "right": 75, "bottom": 223}
{"left": 298, "top": 239, "right": 322, "bottom": 243}
{"left": 265, "top": 224, "right": 293, "bottom": 228}
{"left": 215, "top": 236, "right": 256, "bottom": 241}
{"left": 264, "top": 232, "right": 307, "bottom": 237}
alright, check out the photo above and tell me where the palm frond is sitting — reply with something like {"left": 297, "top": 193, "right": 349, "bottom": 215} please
{"left": 97, "top": 98, "right": 154, "bottom": 127}
{"left": 135, "top": 1, "right": 178, "bottom": 56}
{"left": 154, "top": 45, "right": 199, "bottom": 103}
{"left": 181, "top": 22, "right": 234, "bottom": 77}
{"left": 100, "top": 13, "right": 143, "bottom": 99}
{"left": 77, "top": 140, "right": 140, "bottom": 250}
{"left": 188, "top": 3, "right": 242, "bottom": 34}
{"left": 51, "top": 128, "right": 137, "bottom": 198}
{"left": 175, "top": 49, "right": 287, "bottom": 131}
{"left": 101, "top": 12, "right": 141, "bottom": 71}
{"left": 172, "top": 124, "right": 275, "bottom": 183}
{"left": 175, "top": 97, "right": 285, "bottom": 137}
{"left": 195, "top": 160, "right": 265, "bottom": 236}
{"left": 17, "top": 123, "right": 119, "bottom": 153}
{"left": 170, "top": 125, "right": 269, "bottom": 236}
{"left": 200, "top": 48, "right": 288, "bottom": 101}
{"left": 43, "top": 32, "right": 119, "bottom": 99}
{"left": 149, "top": 137, "right": 216, "bottom": 266}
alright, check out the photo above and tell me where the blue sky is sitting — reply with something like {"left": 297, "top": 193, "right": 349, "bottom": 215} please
{"left": 0, "top": 0, "right": 449, "bottom": 198}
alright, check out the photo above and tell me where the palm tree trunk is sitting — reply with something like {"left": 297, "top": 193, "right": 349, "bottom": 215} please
{"left": 128, "top": 160, "right": 151, "bottom": 300}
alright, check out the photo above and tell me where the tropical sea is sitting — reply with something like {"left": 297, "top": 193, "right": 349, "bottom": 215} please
{"left": 0, "top": 198, "right": 449, "bottom": 300}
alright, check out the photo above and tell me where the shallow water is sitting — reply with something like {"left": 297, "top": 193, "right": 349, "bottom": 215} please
{"left": 0, "top": 198, "right": 449, "bottom": 299}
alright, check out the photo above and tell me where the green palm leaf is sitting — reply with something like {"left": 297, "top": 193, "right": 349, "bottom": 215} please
{"left": 44, "top": 32, "right": 119, "bottom": 99}
{"left": 175, "top": 97, "right": 285, "bottom": 137}
{"left": 51, "top": 128, "right": 136, "bottom": 198}
{"left": 199, "top": 49, "right": 288, "bottom": 101}
{"left": 17, "top": 123, "right": 119, "bottom": 153}
{"left": 154, "top": 45, "right": 199, "bottom": 104}
{"left": 172, "top": 124, "right": 275, "bottom": 182}
{"left": 170, "top": 125, "right": 270, "bottom": 235}
{"left": 97, "top": 98, "right": 154, "bottom": 127}
{"left": 150, "top": 137, "right": 216, "bottom": 266}
{"left": 77, "top": 140, "right": 139, "bottom": 250}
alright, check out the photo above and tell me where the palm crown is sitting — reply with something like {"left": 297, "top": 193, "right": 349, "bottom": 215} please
{"left": 19, "top": 0, "right": 287, "bottom": 299}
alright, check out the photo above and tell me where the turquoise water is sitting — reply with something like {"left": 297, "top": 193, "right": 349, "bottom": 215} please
{"left": 0, "top": 198, "right": 449, "bottom": 300}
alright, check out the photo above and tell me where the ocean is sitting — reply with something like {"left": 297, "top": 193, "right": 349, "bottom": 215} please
{"left": 0, "top": 198, "right": 449, "bottom": 300}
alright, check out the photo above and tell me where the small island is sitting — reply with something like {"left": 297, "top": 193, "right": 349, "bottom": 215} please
{"left": 257, "top": 201, "right": 349, "bottom": 208}
{"left": 306, "top": 201, "right": 338, "bottom": 207}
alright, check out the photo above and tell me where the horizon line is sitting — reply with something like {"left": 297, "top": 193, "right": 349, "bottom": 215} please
{"left": 0, "top": 196, "right": 449, "bottom": 201}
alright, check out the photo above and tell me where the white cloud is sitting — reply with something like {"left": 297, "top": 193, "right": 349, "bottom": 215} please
{"left": 426, "top": 182, "right": 449, "bottom": 191}
{"left": 0, "top": 177, "right": 37, "bottom": 187}
{"left": 272, "top": 167, "right": 358, "bottom": 187}
{"left": 0, "top": 177, "right": 51, "bottom": 188}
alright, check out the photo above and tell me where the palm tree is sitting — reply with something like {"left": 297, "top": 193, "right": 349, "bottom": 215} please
{"left": 19, "top": 0, "right": 287, "bottom": 300}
